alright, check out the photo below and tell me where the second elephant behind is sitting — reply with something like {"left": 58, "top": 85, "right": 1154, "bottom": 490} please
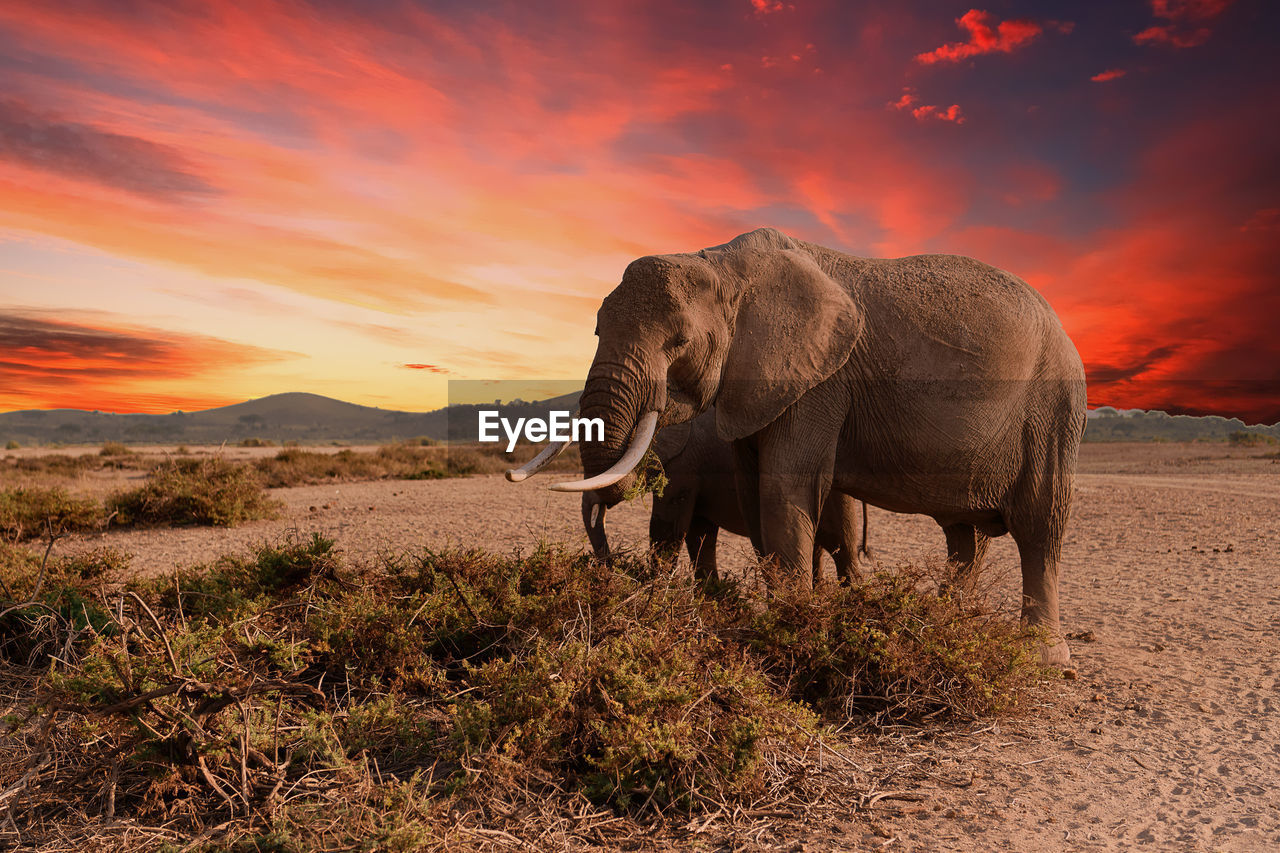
{"left": 581, "top": 408, "right": 868, "bottom": 583}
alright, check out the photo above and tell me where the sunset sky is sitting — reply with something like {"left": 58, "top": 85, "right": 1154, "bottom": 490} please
{"left": 0, "top": 0, "right": 1276, "bottom": 422}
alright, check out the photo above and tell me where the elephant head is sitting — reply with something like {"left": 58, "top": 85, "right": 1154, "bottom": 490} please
{"left": 549, "top": 227, "right": 864, "bottom": 504}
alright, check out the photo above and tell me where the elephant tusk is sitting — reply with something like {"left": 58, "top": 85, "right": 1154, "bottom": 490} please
{"left": 504, "top": 439, "right": 571, "bottom": 482}
{"left": 549, "top": 411, "right": 659, "bottom": 493}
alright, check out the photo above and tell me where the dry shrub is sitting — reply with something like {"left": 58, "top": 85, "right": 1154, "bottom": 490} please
{"left": 743, "top": 562, "right": 1043, "bottom": 723}
{"left": 98, "top": 442, "right": 133, "bottom": 457}
{"left": 106, "top": 457, "right": 280, "bottom": 527}
{"left": 253, "top": 444, "right": 455, "bottom": 486}
{"left": 0, "top": 487, "right": 103, "bottom": 542}
{"left": 0, "top": 451, "right": 150, "bottom": 488}
{"left": 0, "top": 543, "right": 124, "bottom": 666}
{"left": 0, "top": 540, "right": 1044, "bottom": 850}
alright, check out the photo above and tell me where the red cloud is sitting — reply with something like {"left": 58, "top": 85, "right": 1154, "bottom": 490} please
{"left": 912, "top": 104, "right": 965, "bottom": 123}
{"left": 750, "top": 0, "right": 792, "bottom": 14}
{"left": 888, "top": 91, "right": 917, "bottom": 110}
{"left": 889, "top": 91, "right": 964, "bottom": 124}
{"left": 916, "top": 10, "right": 1046, "bottom": 65}
{"left": 402, "top": 363, "right": 449, "bottom": 374}
{"left": 1134, "top": 0, "right": 1233, "bottom": 48}
{"left": 1091, "top": 69, "right": 1127, "bottom": 82}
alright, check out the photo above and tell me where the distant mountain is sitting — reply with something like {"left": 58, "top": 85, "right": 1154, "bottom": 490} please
{"left": 0, "top": 391, "right": 582, "bottom": 446}
{"left": 2, "top": 393, "right": 1275, "bottom": 447}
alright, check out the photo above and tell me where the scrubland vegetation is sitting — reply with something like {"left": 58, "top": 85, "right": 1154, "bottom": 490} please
{"left": 0, "top": 537, "right": 1044, "bottom": 850}
{"left": 0, "top": 443, "right": 583, "bottom": 543}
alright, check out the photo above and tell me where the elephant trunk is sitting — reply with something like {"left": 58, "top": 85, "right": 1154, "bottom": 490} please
{"left": 557, "top": 361, "right": 663, "bottom": 503}
{"left": 582, "top": 493, "right": 610, "bottom": 561}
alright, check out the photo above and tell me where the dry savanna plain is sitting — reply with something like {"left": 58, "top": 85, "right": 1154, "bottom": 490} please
{"left": 2, "top": 441, "right": 1277, "bottom": 851}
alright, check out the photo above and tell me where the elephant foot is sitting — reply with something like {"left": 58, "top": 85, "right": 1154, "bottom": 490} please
{"left": 1038, "top": 638, "right": 1071, "bottom": 668}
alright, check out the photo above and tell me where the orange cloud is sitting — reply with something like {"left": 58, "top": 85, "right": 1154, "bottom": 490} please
{"left": 0, "top": 312, "right": 293, "bottom": 413}
{"left": 402, "top": 364, "right": 449, "bottom": 374}
{"left": 1091, "top": 69, "right": 1127, "bottom": 82}
{"left": 916, "top": 10, "right": 1047, "bottom": 65}
{"left": 1134, "top": 0, "right": 1233, "bottom": 48}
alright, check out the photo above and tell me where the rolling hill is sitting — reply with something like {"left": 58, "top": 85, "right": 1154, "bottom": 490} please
{"left": 0, "top": 393, "right": 1275, "bottom": 447}
{"left": 0, "top": 391, "right": 582, "bottom": 446}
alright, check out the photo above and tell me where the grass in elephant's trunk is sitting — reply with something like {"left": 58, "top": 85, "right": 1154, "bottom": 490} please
{"left": 0, "top": 536, "right": 1046, "bottom": 849}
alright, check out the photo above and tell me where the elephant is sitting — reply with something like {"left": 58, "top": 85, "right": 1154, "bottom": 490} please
{"left": 577, "top": 407, "right": 869, "bottom": 584}
{"left": 539, "top": 227, "right": 1087, "bottom": 665}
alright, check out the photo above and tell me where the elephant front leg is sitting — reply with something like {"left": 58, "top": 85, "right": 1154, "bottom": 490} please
{"left": 758, "top": 482, "right": 824, "bottom": 589}
{"left": 753, "top": 398, "right": 844, "bottom": 591}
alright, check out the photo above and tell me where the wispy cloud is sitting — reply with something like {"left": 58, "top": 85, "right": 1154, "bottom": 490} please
{"left": 1091, "top": 69, "right": 1127, "bottom": 82}
{"left": 915, "top": 10, "right": 1053, "bottom": 65}
{"left": 0, "top": 99, "right": 215, "bottom": 199}
{"left": 1135, "top": 0, "right": 1233, "bottom": 48}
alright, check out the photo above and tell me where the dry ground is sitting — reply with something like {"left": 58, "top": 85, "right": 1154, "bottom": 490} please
{"left": 20, "top": 442, "right": 1280, "bottom": 851}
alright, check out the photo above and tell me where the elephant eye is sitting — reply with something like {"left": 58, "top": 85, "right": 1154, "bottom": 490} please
{"left": 669, "top": 334, "right": 690, "bottom": 349}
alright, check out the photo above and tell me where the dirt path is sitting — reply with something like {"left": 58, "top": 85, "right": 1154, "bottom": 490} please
{"left": 46, "top": 444, "right": 1280, "bottom": 851}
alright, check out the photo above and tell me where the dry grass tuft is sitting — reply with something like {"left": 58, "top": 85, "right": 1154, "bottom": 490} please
{"left": 0, "top": 537, "right": 1045, "bottom": 849}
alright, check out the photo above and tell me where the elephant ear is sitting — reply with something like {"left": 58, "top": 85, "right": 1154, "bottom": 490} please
{"left": 715, "top": 248, "right": 863, "bottom": 441}
{"left": 652, "top": 420, "right": 692, "bottom": 464}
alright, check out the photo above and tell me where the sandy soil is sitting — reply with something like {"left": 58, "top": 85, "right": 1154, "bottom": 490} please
{"left": 34, "top": 443, "right": 1280, "bottom": 851}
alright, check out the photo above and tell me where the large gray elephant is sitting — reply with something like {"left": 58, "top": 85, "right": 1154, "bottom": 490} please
{"left": 578, "top": 407, "right": 869, "bottom": 584}
{"left": 542, "top": 228, "right": 1087, "bottom": 665}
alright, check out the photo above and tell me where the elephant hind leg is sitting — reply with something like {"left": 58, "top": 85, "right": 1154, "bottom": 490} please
{"left": 941, "top": 522, "right": 990, "bottom": 592}
{"left": 1004, "top": 475, "right": 1074, "bottom": 666}
{"left": 1013, "top": 536, "right": 1069, "bottom": 666}
{"left": 816, "top": 494, "right": 860, "bottom": 584}
{"left": 687, "top": 516, "right": 719, "bottom": 583}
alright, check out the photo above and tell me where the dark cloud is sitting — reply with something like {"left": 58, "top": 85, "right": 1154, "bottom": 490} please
{"left": 0, "top": 99, "right": 216, "bottom": 198}
{"left": 1086, "top": 344, "right": 1182, "bottom": 385}
{"left": 0, "top": 312, "right": 290, "bottom": 407}
{"left": 1134, "top": 0, "right": 1233, "bottom": 48}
